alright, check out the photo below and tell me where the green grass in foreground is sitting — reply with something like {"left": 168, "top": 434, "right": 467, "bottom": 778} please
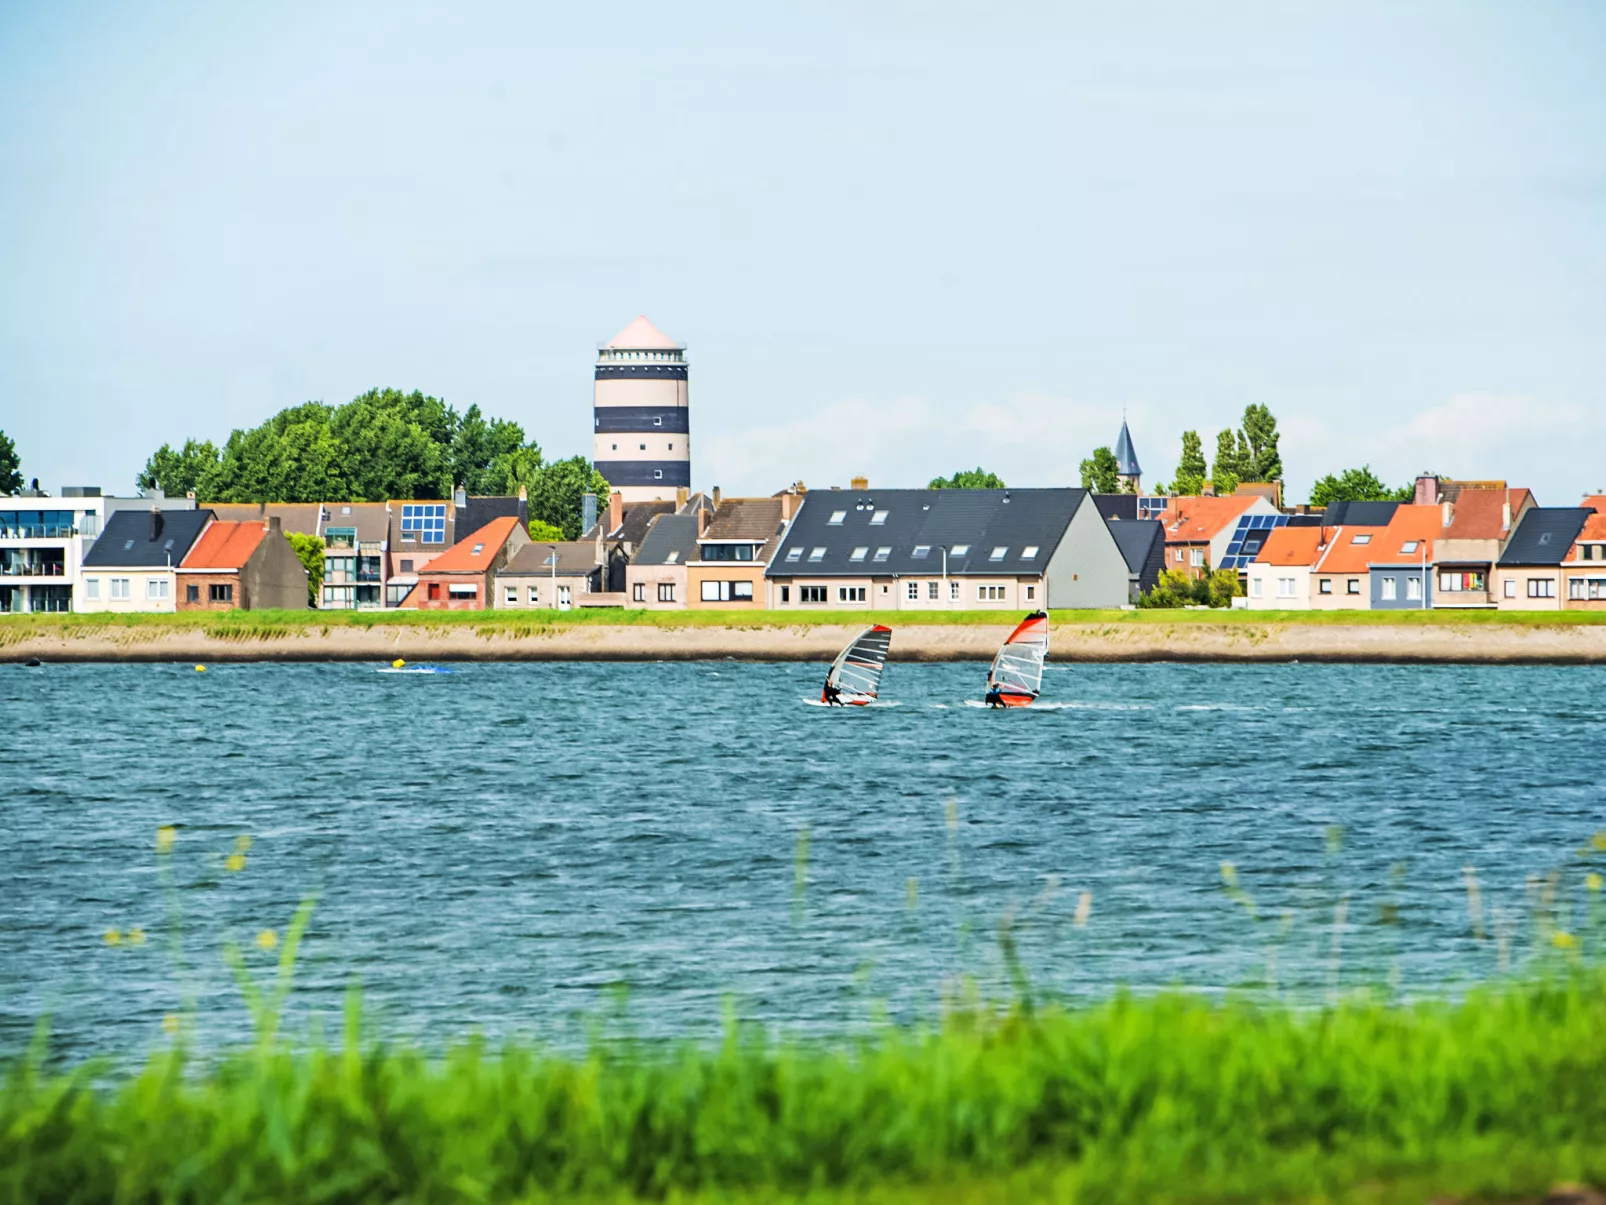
{"left": 5, "top": 974, "right": 1606, "bottom": 1204}
{"left": 4, "top": 604, "right": 1606, "bottom": 647}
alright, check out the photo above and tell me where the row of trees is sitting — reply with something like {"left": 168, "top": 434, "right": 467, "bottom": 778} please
{"left": 138, "top": 389, "right": 609, "bottom": 539}
{"left": 1151, "top": 404, "right": 1284, "bottom": 496}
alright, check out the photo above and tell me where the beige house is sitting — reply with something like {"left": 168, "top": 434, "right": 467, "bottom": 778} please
{"left": 496, "top": 541, "right": 604, "bottom": 611}
{"left": 1430, "top": 488, "right": 1533, "bottom": 608}
{"left": 1492, "top": 506, "right": 1593, "bottom": 611}
{"left": 1245, "top": 527, "right": 1322, "bottom": 610}
{"left": 686, "top": 493, "right": 797, "bottom": 610}
{"left": 1307, "top": 526, "right": 1387, "bottom": 610}
{"left": 624, "top": 513, "right": 699, "bottom": 609}
{"left": 1562, "top": 511, "right": 1606, "bottom": 611}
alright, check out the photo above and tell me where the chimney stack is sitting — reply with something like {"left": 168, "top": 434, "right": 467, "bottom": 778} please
{"left": 267, "top": 515, "right": 282, "bottom": 534}
{"left": 608, "top": 490, "right": 624, "bottom": 536}
{"left": 850, "top": 475, "right": 869, "bottom": 491}
{"left": 453, "top": 483, "right": 467, "bottom": 509}
{"left": 698, "top": 507, "right": 711, "bottom": 538}
{"left": 149, "top": 508, "right": 163, "bottom": 541}
{"left": 712, "top": 486, "right": 722, "bottom": 508}
{"left": 780, "top": 491, "right": 801, "bottom": 521}
{"left": 581, "top": 492, "right": 598, "bottom": 535}
{"left": 1441, "top": 501, "right": 1453, "bottom": 529}
{"left": 1502, "top": 500, "right": 1512, "bottom": 532}
{"left": 675, "top": 486, "right": 688, "bottom": 508}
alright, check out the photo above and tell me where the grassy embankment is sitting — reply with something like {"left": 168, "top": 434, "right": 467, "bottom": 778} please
{"left": 3, "top": 605, "right": 1606, "bottom": 648}
{"left": 5, "top": 836, "right": 1606, "bottom": 1203}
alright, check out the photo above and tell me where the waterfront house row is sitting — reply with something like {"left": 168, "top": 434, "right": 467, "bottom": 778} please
{"left": 76, "top": 509, "right": 306, "bottom": 611}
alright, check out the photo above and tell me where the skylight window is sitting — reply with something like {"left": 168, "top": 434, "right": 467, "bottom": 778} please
{"left": 912, "top": 545, "right": 931, "bottom": 558}
{"left": 828, "top": 511, "right": 846, "bottom": 526}
{"left": 785, "top": 548, "right": 803, "bottom": 562}
{"left": 950, "top": 544, "right": 969, "bottom": 556}
{"left": 1538, "top": 532, "right": 1553, "bottom": 545}
{"left": 471, "top": 543, "right": 484, "bottom": 554}
{"left": 873, "top": 547, "right": 891, "bottom": 562}
{"left": 1021, "top": 545, "right": 1039, "bottom": 559}
{"left": 849, "top": 547, "right": 869, "bottom": 562}
{"left": 1352, "top": 534, "right": 1372, "bottom": 545}
{"left": 808, "top": 547, "right": 826, "bottom": 562}
{"left": 870, "top": 510, "right": 889, "bottom": 525}
{"left": 989, "top": 547, "right": 1008, "bottom": 561}
{"left": 1401, "top": 541, "right": 1420, "bottom": 554}
{"left": 666, "top": 551, "right": 680, "bottom": 564}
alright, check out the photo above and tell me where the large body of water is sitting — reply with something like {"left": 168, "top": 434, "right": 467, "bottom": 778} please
{"left": 3, "top": 660, "right": 1603, "bottom": 1058}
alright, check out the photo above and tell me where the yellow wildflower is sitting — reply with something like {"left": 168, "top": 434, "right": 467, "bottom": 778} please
{"left": 256, "top": 929, "right": 279, "bottom": 952}
{"left": 225, "top": 853, "right": 246, "bottom": 873}
{"left": 156, "top": 825, "right": 177, "bottom": 854}
{"left": 234, "top": 834, "right": 253, "bottom": 854}
{"left": 127, "top": 927, "right": 146, "bottom": 946}
{"left": 162, "top": 1014, "right": 180, "bottom": 1035}
{"left": 1588, "top": 873, "right": 1603, "bottom": 893}
{"left": 103, "top": 929, "right": 122, "bottom": 946}
{"left": 1552, "top": 931, "right": 1578, "bottom": 951}
{"left": 1594, "top": 832, "right": 1606, "bottom": 853}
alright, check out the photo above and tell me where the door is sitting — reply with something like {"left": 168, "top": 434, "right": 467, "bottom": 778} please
{"left": 558, "top": 585, "right": 571, "bottom": 611}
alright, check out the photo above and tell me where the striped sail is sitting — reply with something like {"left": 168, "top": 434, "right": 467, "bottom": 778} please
{"left": 987, "top": 611, "right": 1049, "bottom": 701}
{"left": 824, "top": 625, "right": 893, "bottom": 703}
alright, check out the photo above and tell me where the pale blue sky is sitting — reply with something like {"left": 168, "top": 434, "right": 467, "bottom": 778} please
{"left": 2, "top": 1, "right": 1603, "bottom": 501}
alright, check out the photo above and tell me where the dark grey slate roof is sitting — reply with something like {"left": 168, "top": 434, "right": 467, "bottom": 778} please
{"left": 633, "top": 513, "right": 700, "bottom": 566}
{"left": 1321, "top": 501, "right": 1401, "bottom": 527}
{"left": 1107, "top": 519, "right": 1163, "bottom": 575}
{"left": 608, "top": 501, "right": 674, "bottom": 547}
{"left": 1092, "top": 494, "right": 1138, "bottom": 523}
{"left": 766, "top": 488, "right": 1085, "bottom": 578}
{"left": 1113, "top": 420, "right": 1141, "bottom": 477}
{"left": 83, "top": 509, "right": 215, "bottom": 568}
{"left": 457, "top": 496, "right": 527, "bottom": 541}
{"left": 1497, "top": 507, "right": 1592, "bottom": 566}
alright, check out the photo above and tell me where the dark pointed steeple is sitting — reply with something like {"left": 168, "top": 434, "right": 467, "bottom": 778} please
{"left": 1114, "top": 418, "right": 1141, "bottom": 482}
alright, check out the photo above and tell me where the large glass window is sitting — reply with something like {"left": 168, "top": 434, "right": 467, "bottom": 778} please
{"left": 0, "top": 510, "right": 75, "bottom": 538}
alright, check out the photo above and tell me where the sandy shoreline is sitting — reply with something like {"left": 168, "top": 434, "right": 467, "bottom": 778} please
{"left": 7, "top": 621, "right": 1606, "bottom": 663}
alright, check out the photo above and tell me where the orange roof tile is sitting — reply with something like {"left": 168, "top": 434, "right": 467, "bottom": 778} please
{"left": 1156, "top": 495, "right": 1259, "bottom": 544}
{"left": 1581, "top": 495, "right": 1606, "bottom": 513}
{"left": 1564, "top": 513, "right": 1606, "bottom": 561}
{"left": 1313, "top": 526, "right": 1389, "bottom": 574}
{"left": 416, "top": 515, "right": 522, "bottom": 574}
{"left": 179, "top": 520, "right": 267, "bottom": 571}
{"left": 1254, "top": 526, "right": 1323, "bottom": 567}
{"left": 1368, "top": 504, "right": 1442, "bottom": 564}
{"left": 1442, "top": 488, "right": 1529, "bottom": 540}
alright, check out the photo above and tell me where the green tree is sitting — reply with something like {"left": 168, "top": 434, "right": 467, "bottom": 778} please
{"left": 527, "top": 456, "right": 611, "bottom": 540}
{"left": 286, "top": 532, "right": 325, "bottom": 606}
{"left": 1172, "top": 431, "right": 1207, "bottom": 496}
{"left": 1212, "top": 428, "right": 1246, "bottom": 494}
{"left": 528, "top": 518, "right": 565, "bottom": 542}
{"left": 0, "top": 429, "right": 22, "bottom": 494}
{"left": 929, "top": 468, "right": 1006, "bottom": 489}
{"left": 1309, "top": 465, "right": 1413, "bottom": 507}
{"left": 451, "top": 405, "right": 532, "bottom": 495}
{"left": 137, "top": 439, "right": 221, "bottom": 497}
{"left": 1078, "top": 447, "right": 1121, "bottom": 494}
{"left": 1204, "top": 566, "right": 1243, "bottom": 608}
{"left": 331, "top": 392, "right": 447, "bottom": 502}
{"left": 1241, "top": 404, "right": 1282, "bottom": 482}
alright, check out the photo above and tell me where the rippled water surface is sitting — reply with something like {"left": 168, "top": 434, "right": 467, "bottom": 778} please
{"left": 3, "top": 660, "right": 1604, "bottom": 1057}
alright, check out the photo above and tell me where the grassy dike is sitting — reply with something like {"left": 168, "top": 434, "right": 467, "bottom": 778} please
{"left": 4, "top": 975, "right": 1605, "bottom": 1204}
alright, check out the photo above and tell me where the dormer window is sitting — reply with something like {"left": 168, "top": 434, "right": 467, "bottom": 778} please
{"left": 870, "top": 510, "right": 888, "bottom": 525}
{"left": 828, "top": 511, "right": 846, "bottom": 526}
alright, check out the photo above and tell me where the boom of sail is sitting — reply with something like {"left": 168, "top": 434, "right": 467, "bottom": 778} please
{"left": 985, "top": 611, "right": 1049, "bottom": 707}
{"left": 822, "top": 625, "right": 893, "bottom": 705}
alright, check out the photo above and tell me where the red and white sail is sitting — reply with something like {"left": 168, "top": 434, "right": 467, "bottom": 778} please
{"left": 986, "top": 611, "right": 1049, "bottom": 706}
{"left": 823, "top": 625, "right": 893, "bottom": 704}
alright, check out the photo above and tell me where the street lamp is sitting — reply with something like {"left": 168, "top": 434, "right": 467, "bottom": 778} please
{"left": 548, "top": 543, "right": 558, "bottom": 611}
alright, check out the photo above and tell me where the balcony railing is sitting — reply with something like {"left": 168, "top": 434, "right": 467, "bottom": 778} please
{"left": 0, "top": 526, "right": 77, "bottom": 540}
{"left": 0, "top": 564, "right": 67, "bottom": 577}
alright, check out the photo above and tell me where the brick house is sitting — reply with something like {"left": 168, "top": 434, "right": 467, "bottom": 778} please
{"left": 401, "top": 515, "right": 530, "bottom": 610}
{"left": 176, "top": 516, "right": 308, "bottom": 611}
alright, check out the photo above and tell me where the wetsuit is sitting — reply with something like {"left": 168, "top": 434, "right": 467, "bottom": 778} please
{"left": 984, "top": 686, "right": 1003, "bottom": 708}
{"left": 823, "top": 680, "right": 843, "bottom": 706}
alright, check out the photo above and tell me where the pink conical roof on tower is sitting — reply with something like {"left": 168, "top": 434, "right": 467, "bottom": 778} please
{"left": 605, "top": 315, "right": 683, "bottom": 350}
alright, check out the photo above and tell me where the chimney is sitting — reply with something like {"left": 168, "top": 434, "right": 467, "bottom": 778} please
{"left": 1414, "top": 474, "right": 1439, "bottom": 505}
{"left": 608, "top": 490, "right": 624, "bottom": 535}
{"left": 780, "top": 491, "right": 801, "bottom": 521}
{"left": 581, "top": 492, "right": 598, "bottom": 535}
{"left": 149, "top": 508, "right": 163, "bottom": 541}
{"left": 712, "top": 486, "right": 722, "bottom": 508}
{"left": 1502, "top": 500, "right": 1512, "bottom": 532}
{"left": 850, "top": 475, "right": 869, "bottom": 491}
{"left": 1441, "top": 501, "right": 1452, "bottom": 529}
{"left": 454, "top": 483, "right": 467, "bottom": 509}
{"left": 698, "top": 507, "right": 711, "bottom": 538}
{"left": 518, "top": 484, "right": 528, "bottom": 501}
{"left": 185, "top": 490, "right": 196, "bottom": 503}
{"left": 675, "top": 486, "right": 688, "bottom": 507}
{"left": 266, "top": 515, "right": 282, "bottom": 535}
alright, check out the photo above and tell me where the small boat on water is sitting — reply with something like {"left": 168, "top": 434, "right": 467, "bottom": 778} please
{"left": 984, "top": 611, "right": 1048, "bottom": 707}
{"left": 820, "top": 625, "right": 893, "bottom": 706}
{"left": 377, "top": 658, "right": 453, "bottom": 675}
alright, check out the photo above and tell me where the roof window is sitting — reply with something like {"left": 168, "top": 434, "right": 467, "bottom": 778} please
{"left": 849, "top": 547, "right": 869, "bottom": 562}
{"left": 828, "top": 511, "right": 846, "bottom": 526}
{"left": 124, "top": 539, "right": 134, "bottom": 550}
{"left": 785, "top": 547, "right": 803, "bottom": 562}
{"left": 471, "top": 543, "right": 484, "bottom": 554}
{"left": 666, "top": 550, "right": 680, "bottom": 564}
{"left": 1401, "top": 541, "right": 1420, "bottom": 554}
{"left": 808, "top": 547, "right": 826, "bottom": 562}
{"left": 1021, "top": 545, "right": 1039, "bottom": 559}
{"left": 870, "top": 510, "right": 889, "bottom": 525}
{"left": 1538, "top": 532, "right": 1553, "bottom": 545}
{"left": 950, "top": 544, "right": 969, "bottom": 556}
{"left": 1352, "top": 534, "right": 1372, "bottom": 545}
{"left": 873, "top": 547, "right": 891, "bottom": 562}
{"left": 989, "top": 547, "right": 1008, "bottom": 561}
{"left": 912, "top": 545, "right": 931, "bottom": 558}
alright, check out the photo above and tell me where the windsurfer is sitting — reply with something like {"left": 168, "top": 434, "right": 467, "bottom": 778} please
{"left": 983, "top": 686, "right": 1004, "bottom": 708}
{"left": 822, "top": 678, "right": 844, "bottom": 706}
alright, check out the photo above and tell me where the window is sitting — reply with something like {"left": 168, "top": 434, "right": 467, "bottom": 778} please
{"left": 950, "top": 581, "right": 960, "bottom": 600}
{"left": 471, "top": 543, "right": 484, "bottom": 555}
{"left": 701, "top": 581, "right": 754, "bottom": 602}
{"left": 870, "top": 510, "right": 888, "bottom": 525}
{"left": 147, "top": 579, "right": 168, "bottom": 600}
{"left": 400, "top": 559, "right": 414, "bottom": 573}
{"left": 1406, "top": 577, "right": 1421, "bottom": 600}
{"left": 828, "top": 511, "right": 846, "bottom": 525}
{"left": 1025, "top": 585, "right": 1035, "bottom": 600}
{"left": 1352, "top": 534, "right": 1372, "bottom": 545}
{"left": 1401, "top": 541, "right": 1420, "bottom": 555}
{"left": 989, "top": 547, "right": 1007, "bottom": 561}
{"left": 448, "top": 583, "right": 478, "bottom": 597}
{"left": 785, "top": 548, "right": 803, "bottom": 562}
{"left": 507, "top": 586, "right": 518, "bottom": 604}
{"left": 950, "top": 545, "right": 969, "bottom": 556}
{"left": 186, "top": 584, "right": 199, "bottom": 602}
{"left": 850, "top": 547, "right": 869, "bottom": 562}
{"left": 978, "top": 585, "right": 1006, "bottom": 601}
{"left": 1347, "top": 579, "right": 1360, "bottom": 595}
{"left": 653, "top": 470, "right": 663, "bottom": 480}
{"left": 528, "top": 586, "right": 540, "bottom": 603}
{"left": 632, "top": 583, "right": 645, "bottom": 602}
{"left": 800, "top": 585, "right": 827, "bottom": 603}
{"left": 666, "top": 551, "right": 679, "bottom": 564}
{"left": 401, "top": 504, "right": 447, "bottom": 544}
{"left": 659, "top": 583, "right": 676, "bottom": 602}
{"left": 928, "top": 581, "right": 939, "bottom": 599}
{"left": 1568, "top": 577, "right": 1606, "bottom": 600}
{"left": 779, "top": 586, "right": 789, "bottom": 603}
{"left": 1438, "top": 571, "right": 1486, "bottom": 593}
{"left": 808, "top": 547, "right": 826, "bottom": 562}
{"left": 912, "top": 545, "right": 931, "bottom": 559}
{"left": 85, "top": 577, "right": 100, "bottom": 600}
{"left": 640, "top": 443, "right": 647, "bottom": 451}
{"left": 1319, "top": 578, "right": 1332, "bottom": 595}
{"left": 701, "top": 544, "right": 755, "bottom": 562}
{"left": 907, "top": 581, "right": 919, "bottom": 600}
{"left": 1382, "top": 577, "right": 1397, "bottom": 600}
{"left": 873, "top": 547, "right": 891, "bottom": 562}
{"left": 1528, "top": 577, "right": 1556, "bottom": 599}
{"left": 1251, "top": 578, "right": 1263, "bottom": 598}
{"left": 1277, "top": 577, "right": 1295, "bottom": 598}
{"left": 668, "top": 443, "right": 673, "bottom": 450}
{"left": 1190, "top": 549, "right": 1204, "bottom": 567}
{"left": 1503, "top": 579, "right": 1516, "bottom": 598}
{"left": 1176, "top": 550, "right": 1185, "bottom": 563}
{"left": 209, "top": 583, "right": 234, "bottom": 603}
{"left": 838, "top": 586, "right": 867, "bottom": 602}
{"left": 1022, "top": 546, "right": 1039, "bottom": 559}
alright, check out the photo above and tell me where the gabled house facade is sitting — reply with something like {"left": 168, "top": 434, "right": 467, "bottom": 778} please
{"left": 1562, "top": 512, "right": 1606, "bottom": 610}
{"left": 1246, "top": 526, "right": 1324, "bottom": 609}
{"left": 688, "top": 495, "right": 795, "bottom": 609}
{"left": 764, "top": 487, "right": 1129, "bottom": 611}
{"left": 318, "top": 502, "right": 390, "bottom": 610}
{"left": 1493, "top": 507, "right": 1594, "bottom": 611}
{"left": 1154, "top": 494, "right": 1279, "bottom": 580}
{"left": 176, "top": 516, "right": 308, "bottom": 611}
{"left": 78, "top": 509, "right": 215, "bottom": 613}
{"left": 402, "top": 516, "right": 530, "bottom": 610}
{"left": 1367, "top": 506, "right": 1442, "bottom": 610}
{"left": 624, "top": 512, "right": 700, "bottom": 609}
{"left": 496, "top": 541, "right": 604, "bottom": 611}
{"left": 1430, "top": 488, "right": 1533, "bottom": 608}
{"left": 1308, "top": 525, "right": 1389, "bottom": 610}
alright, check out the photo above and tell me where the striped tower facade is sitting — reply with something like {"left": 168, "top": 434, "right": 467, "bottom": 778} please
{"left": 593, "top": 316, "right": 690, "bottom": 503}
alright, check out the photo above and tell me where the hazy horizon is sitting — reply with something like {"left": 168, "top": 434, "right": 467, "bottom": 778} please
{"left": 3, "top": 1, "right": 1603, "bottom": 502}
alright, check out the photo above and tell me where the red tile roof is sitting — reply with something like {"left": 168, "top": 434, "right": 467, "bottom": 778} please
{"left": 1368, "top": 505, "right": 1443, "bottom": 564}
{"left": 415, "top": 516, "right": 522, "bottom": 574}
{"left": 1254, "top": 526, "right": 1323, "bottom": 567}
{"left": 1581, "top": 495, "right": 1606, "bottom": 513}
{"left": 1156, "top": 495, "right": 1259, "bottom": 544}
{"left": 1313, "top": 526, "right": 1389, "bottom": 574}
{"left": 1442, "top": 488, "right": 1528, "bottom": 540}
{"left": 1564, "top": 513, "right": 1606, "bottom": 561}
{"left": 179, "top": 520, "right": 267, "bottom": 571}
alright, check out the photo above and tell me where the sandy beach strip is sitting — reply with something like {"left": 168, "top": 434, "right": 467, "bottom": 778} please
{"left": 7, "top": 621, "right": 1606, "bottom": 663}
